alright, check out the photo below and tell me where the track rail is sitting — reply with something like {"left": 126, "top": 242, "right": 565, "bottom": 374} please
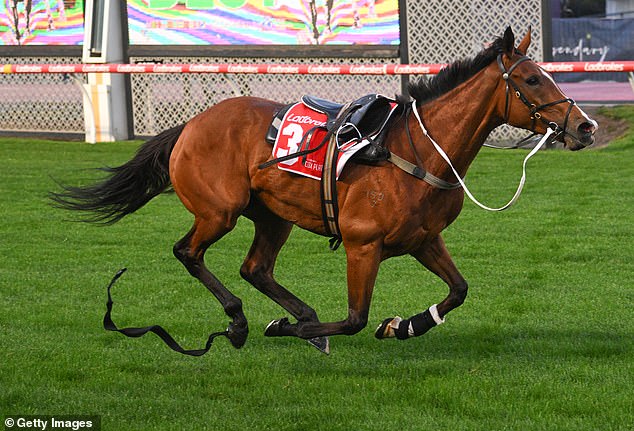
{"left": 2, "top": 61, "right": 634, "bottom": 75}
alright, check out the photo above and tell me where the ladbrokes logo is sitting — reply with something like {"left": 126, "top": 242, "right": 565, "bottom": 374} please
{"left": 48, "top": 65, "right": 77, "bottom": 73}
{"left": 188, "top": 65, "right": 221, "bottom": 73}
{"left": 152, "top": 65, "right": 183, "bottom": 73}
{"left": 15, "top": 65, "right": 43, "bottom": 73}
{"left": 307, "top": 65, "right": 342, "bottom": 74}
{"left": 584, "top": 62, "right": 624, "bottom": 72}
{"left": 81, "top": 65, "right": 111, "bottom": 73}
{"left": 266, "top": 65, "right": 300, "bottom": 74}
{"left": 227, "top": 65, "right": 259, "bottom": 73}
{"left": 349, "top": 65, "right": 387, "bottom": 74}
{"left": 541, "top": 63, "right": 575, "bottom": 73}
{"left": 116, "top": 64, "right": 147, "bottom": 73}
{"left": 286, "top": 113, "right": 326, "bottom": 127}
{"left": 393, "top": 65, "right": 433, "bottom": 74}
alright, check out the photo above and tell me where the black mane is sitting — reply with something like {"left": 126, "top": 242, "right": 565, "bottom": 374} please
{"left": 407, "top": 36, "right": 506, "bottom": 104}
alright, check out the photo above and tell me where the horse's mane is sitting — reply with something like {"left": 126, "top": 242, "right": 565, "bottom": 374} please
{"left": 407, "top": 36, "right": 506, "bottom": 105}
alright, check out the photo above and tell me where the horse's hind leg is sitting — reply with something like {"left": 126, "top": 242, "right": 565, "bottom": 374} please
{"left": 239, "top": 212, "right": 327, "bottom": 352}
{"left": 174, "top": 216, "right": 248, "bottom": 348}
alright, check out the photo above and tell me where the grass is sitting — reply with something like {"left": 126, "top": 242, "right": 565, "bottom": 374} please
{"left": 1, "top": 108, "right": 633, "bottom": 430}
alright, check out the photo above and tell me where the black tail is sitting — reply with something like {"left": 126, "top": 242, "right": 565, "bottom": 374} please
{"left": 50, "top": 123, "right": 186, "bottom": 224}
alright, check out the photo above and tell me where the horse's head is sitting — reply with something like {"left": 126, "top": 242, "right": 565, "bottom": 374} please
{"left": 497, "top": 27, "right": 597, "bottom": 150}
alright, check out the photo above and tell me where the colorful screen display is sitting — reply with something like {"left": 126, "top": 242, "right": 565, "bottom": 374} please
{"left": 127, "top": 0, "right": 400, "bottom": 46}
{"left": 0, "top": 0, "right": 84, "bottom": 46}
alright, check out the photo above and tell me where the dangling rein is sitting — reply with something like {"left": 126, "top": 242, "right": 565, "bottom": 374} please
{"left": 411, "top": 99, "right": 557, "bottom": 212}
{"left": 103, "top": 268, "right": 227, "bottom": 356}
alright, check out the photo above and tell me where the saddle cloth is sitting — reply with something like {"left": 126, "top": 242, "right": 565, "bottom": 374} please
{"left": 267, "top": 95, "right": 399, "bottom": 180}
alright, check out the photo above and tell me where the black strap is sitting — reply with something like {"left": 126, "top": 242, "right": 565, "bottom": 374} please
{"left": 259, "top": 125, "right": 326, "bottom": 169}
{"left": 103, "top": 268, "right": 228, "bottom": 356}
{"left": 317, "top": 103, "right": 361, "bottom": 251}
{"left": 388, "top": 104, "right": 461, "bottom": 190}
{"left": 404, "top": 105, "right": 426, "bottom": 169}
{"left": 320, "top": 135, "right": 343, "bottom": 250}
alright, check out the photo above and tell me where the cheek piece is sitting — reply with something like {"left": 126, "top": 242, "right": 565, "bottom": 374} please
{"left": 497, "top": 54, "right": 575, "bottom": 138}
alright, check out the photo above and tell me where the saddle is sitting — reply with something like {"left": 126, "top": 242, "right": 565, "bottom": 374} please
{"left": 266, "top": 94, "right": 401, "bottom": 163}
{"left": 264, "top": 94, "right": 402, "bottom": 249}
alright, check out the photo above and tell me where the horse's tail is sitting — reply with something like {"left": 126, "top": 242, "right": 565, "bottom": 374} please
{"left": 50, "top": 123, "right": 186, "bottom": 224}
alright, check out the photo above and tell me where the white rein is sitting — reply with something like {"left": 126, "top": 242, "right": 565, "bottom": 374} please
{"left": 411, "top": 99, "right": 555, "bottom": 212}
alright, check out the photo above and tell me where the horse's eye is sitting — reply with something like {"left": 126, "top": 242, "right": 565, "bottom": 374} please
{"left": 525, "top": 76, "right": 540, "bottom": 86}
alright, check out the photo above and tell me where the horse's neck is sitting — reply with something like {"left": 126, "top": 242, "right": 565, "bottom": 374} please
{"left": 411, "top": 71, "right": 503, "bottom": 181}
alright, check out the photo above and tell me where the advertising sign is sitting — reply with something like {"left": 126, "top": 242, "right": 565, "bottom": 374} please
{"left": 0, "top": 0, "right": 84, "bottom": 46}
{"left": 551, "top": 18, "right": 634, "bottom": 81}
{"left": 127, "top": 0, "right": 400, "bottom": 46}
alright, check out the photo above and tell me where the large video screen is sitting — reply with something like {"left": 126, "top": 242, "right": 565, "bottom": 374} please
{"left": 127, "top": 0, "right": 400, "bottom": 46}
{"left": 0, "top": 0, "right": 84, "bottom": 46}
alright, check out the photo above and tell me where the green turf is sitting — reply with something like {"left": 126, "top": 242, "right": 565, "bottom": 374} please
{"left": 1, "top": 110, "right": 633, "bottom": 430}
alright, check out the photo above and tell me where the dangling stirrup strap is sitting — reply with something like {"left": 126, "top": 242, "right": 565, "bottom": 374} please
{"left": 103, "top": 268, "right": 227, "bottom": 356}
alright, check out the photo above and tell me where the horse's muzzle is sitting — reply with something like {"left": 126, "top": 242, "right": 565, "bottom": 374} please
{"left": 564, "top": 119, "right": 598, "bottom": 151}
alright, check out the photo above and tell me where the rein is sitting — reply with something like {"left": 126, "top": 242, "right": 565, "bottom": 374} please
{"left": 398, "top": 53, "right": 579, "bottom": 211}
{"left": 412, "top": 98, "right": 555, "bottom": 211}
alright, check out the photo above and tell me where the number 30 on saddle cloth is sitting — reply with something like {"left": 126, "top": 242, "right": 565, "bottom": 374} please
{"left": 266, "top": 94, "right": 400, "bottom": 180}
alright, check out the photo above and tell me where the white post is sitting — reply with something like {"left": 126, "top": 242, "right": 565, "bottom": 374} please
{"left": 82, "top": 0, "right": 132, "bottom": 143}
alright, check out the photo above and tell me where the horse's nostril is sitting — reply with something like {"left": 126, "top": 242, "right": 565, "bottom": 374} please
{"left": 578, "top": 121, "right": 596, "bottom": 135}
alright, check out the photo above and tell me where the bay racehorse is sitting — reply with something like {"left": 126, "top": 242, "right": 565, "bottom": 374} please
{"left": 51, "top": 27, "right": 597, "bottom": 354}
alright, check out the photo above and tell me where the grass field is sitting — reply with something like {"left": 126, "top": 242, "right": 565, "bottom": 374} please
{"left": 1, "top": 107, "right": 633, "bottom": 430}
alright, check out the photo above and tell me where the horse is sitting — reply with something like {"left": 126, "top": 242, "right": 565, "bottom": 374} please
{"left": 51, "top": 27, "right": 597, "bottom": 355}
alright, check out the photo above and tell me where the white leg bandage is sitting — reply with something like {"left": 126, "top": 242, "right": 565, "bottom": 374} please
{"left": 429, "top": 304, "right": 445, "bottom": 325}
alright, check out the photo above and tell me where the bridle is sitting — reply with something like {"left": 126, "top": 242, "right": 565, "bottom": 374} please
{"left": 497, "top": 53, "right": 576, "bottom": 140}
{"left": 392, "top": 52, "right": 581, "bottom": 212}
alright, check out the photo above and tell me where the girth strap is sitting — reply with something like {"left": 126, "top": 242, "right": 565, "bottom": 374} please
{"left": 320, "top": 134, "right": 343, "bottom": 250}
{"left": 319, "top": 102, "right": 354, "bottom": 251}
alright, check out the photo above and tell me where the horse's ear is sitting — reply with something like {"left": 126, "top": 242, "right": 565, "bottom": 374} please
{"left": 502, "top": 26, "right": 515, "bottom": 56}
{"left": 516, "top": 26, "right": 532, "bottom": 55}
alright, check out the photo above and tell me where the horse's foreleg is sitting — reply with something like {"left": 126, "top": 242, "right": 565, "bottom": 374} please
{"left": 375, "top": 235, "right": 468, "bottom": 340}
{"left": 240, "top": 215, "right": 328, "bottom": 352}
{"left": 265, "top": 240, "right": 381, "bottom": 341}
{"left": 174, "top": 217, "right": 248, "bottom": 349}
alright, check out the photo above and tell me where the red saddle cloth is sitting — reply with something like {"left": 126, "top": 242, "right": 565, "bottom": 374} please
{"left": 271, "top": 102, "right": 383, "bottom": 180}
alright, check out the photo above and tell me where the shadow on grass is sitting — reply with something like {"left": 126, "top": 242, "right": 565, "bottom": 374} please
{"left": 279, "top": 324, "right": 634, "bottom": 377}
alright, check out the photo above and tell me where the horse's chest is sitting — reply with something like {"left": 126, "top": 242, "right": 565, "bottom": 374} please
{"left": 381, "top": 189, "right": 464, "bottom": 249}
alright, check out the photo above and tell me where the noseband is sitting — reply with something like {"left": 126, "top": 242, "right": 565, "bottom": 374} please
{"left": 497, "top": 54, "right": 575, "bottom": 138}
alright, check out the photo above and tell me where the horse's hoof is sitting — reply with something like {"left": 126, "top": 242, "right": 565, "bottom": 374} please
{"left": 307, "top": 336, "right": 330, "bottom": 355}
{"left": 264, "top": 317, "right": 290, "bottom": 337}
{"left": 374, "top": 316, "right": 402, "bottom": 339}
{"left": 227, "top": 321, "right": 248, "bottom": 349}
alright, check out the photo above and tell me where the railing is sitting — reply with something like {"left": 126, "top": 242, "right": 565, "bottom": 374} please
{"left": 3, "top": 61, "right": 634, "bottom": 75}
{"left": 1, "top": 61, "right": 632, "bottom": 138}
